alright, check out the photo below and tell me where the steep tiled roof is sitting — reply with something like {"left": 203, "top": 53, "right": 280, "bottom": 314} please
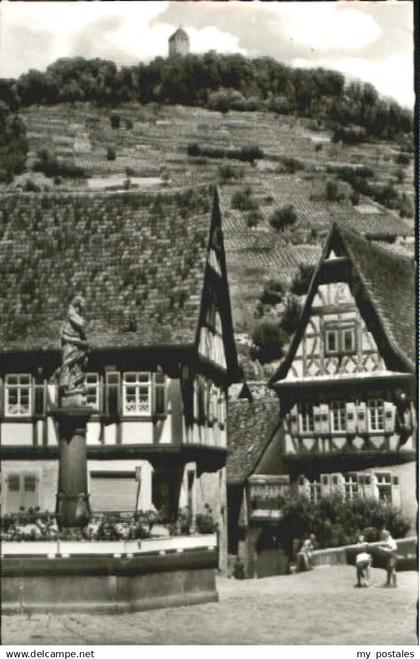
{"left": 271, "top": 222, "right": 416, "bottom": 382}
{"left": 0, "top": 186, "right": 214, "bottom": 353}
{"left": 334, "top": 207, "right": 413, "bottom": 239}
{"left": 227, "top": 397, "right": 280, "bottom": 483}
{"left": 337, "top": 223, "right": 415, "bottom": 371}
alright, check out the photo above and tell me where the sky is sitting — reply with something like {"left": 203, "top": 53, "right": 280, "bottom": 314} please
{"left": 0, "top": 1, "right": 414, "bottom": 108}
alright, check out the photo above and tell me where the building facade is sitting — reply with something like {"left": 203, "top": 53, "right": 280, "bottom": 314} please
{"left": 228, "top": 223, "right": 416, "bottom": 576}
{"left": 168, "top": 28, "right": 190, "bottom": 58}
{"left": 0, "top": 185, "right": 238, "bottom": 568}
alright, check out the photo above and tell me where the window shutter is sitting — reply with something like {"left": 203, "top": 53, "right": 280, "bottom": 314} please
{"left": 332, "top": 473, "right": 345, "bottom": 496}
{"left": 8, "top": 474, "right": 20, "bottom": 491}
{"left": 321, "top": 473, "right": 331, "bottom": 495}
{"left": 90, "top": 472, "right": 137, "bottom": 513}
{"left": 357, "top": 401, "right": 367, "bottom": 433}
{"left": 47, "top": 382, "right": 58, "bottom": 407}
{"left": 22, "top": 473, "right": 39, "bottom": 509}
{"left": 384, "top": 401, "right": 394, "bottom": 433}
{"left": 357, "top": 473, "right": 369, "bottom": 496}
{"left": 369, "top": 473, "right": 379, "bottom": 500}
{"left": 5, "top": 474, "right": 22, "bottom": 513}
{"left": 198, "top": 379, "right": 206, "bottom": 424}
{"left": 218, "top": 393, "right": 226, "bottom": 426}
{"left": 298, "top": 475, "right": 310, "bottom": 497}
{"left": 193, "top": 379, "right": 199, "bottom": 420}
{"left": 320, "top": 403, "right": 330, "bottom": 433}
{"left": 289, "top": 405, "right": 299, "bottom": 435}
{"left": 364, "top": 472, "right": 375, "bottom": 498}
{"left": 106, "top": 372, "right": 121, "bottom": 418}
{"left": 313, "top": 405, "right": 321, "bottom": 434}
{"left": 205, "top": 383, "right": 211, "bottom": 425}
{"left": 346, "top": 402, "right": 357, "bottom": 434}
{"left": 34, "top": 382, "right": 46, "bottom": 416}
{"left": 391, "top": 475, "right": 401, "bottom": 507}
{"left": 181, "top": 366, "right": 194, "bottom": 427}
{"left": 153, "top": 373, "right": 166, "bottom": 415}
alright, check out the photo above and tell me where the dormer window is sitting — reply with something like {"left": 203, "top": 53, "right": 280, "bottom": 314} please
{"left": 343, "top": 327, "right": 356, "bottom": 352}
{"left": 325, "top": 323, "right": 356, "bottom": 356}
{"left": 326, "top": 329, "right": 338, "bottom": 354}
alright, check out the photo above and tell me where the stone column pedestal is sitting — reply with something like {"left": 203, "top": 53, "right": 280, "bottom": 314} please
{"left": 49, "top": 407, "right": 92, "bottom": 528}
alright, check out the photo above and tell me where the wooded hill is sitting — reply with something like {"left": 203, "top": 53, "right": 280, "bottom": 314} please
{"left": 1, "top": 53, "right": 413, "bottom": 141}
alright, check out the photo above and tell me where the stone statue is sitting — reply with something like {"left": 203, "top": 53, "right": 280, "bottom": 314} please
{"left": 59, "top": 295, "right": 89, "bottom": 406}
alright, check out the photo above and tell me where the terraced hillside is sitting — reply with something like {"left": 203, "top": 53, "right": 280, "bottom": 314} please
{"left": 6, "top": 103, "right": 414, "bottom": 360}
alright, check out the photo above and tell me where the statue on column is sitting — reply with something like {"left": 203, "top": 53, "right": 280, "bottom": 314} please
{"left": 59, "top": 295, "right": 89, "bottom": 407}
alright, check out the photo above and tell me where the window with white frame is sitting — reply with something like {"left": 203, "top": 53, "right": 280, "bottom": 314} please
{"left": 375, "top": 472, "right": 392, "bottom": 502}
{"left": 309, "top": 481, "right": 321, "bottom": 503}
{"left": 343, "top": 327, "right": 356, "bottom": 352}
{"left": 85, "top": 373, "right": 100, "bottom": 409}
{"left": 368, "top": 399, "right": 384, "bottom": 431}
{"left": 325, "top": 329, "right": 339, "bottom": 355}
{"left": 344, "top": 473, "right": 359, "bottom": 500}
{"left": 325, "top": 324, "right": 356, "bottom": 356}
{"left": 5, "top": 374, "right": 32, "bottom": 416}
{"left": 331, "top": 401, "right": 346, "bottom": 432}
{"left": 299, "top": 403, "right": 314, "bottom": 433}
{"left": 123, "top": 372, "right": 152, "bottom": 416}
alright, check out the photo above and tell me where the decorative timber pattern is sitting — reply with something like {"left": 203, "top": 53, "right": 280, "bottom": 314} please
{"left": 286, "top": 281, "right": 385, "bottom": 380}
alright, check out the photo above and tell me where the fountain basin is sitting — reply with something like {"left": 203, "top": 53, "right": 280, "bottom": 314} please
{"left": 2, "top": 534, "right": 218, "bottom": 614}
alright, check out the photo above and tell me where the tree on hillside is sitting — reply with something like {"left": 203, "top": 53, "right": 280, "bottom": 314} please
{"left": 250, "top": 321, "right": 289, "bottom": 364}
{"left": 260, "top": 279, "right": 285, "bottom": 306}
{"left": 270, "top": 205, "right": 298, "bottom": 231}
{"left": 0, "top": 79, "right": 21, "bottom": 111}
{"left": 0, "top": 101, "right": 28, "bottom": 182}
{"left": 290, "top": 264, "right": 316, "bottom": 296}
{"left": 16, "top": 69, "right": 59, "bottom": 106}
{"left": 231, "top": 186, "right": 258, "bottom": 211}
{"left": 280, "top": 295, "right": 302, "bottom": 335}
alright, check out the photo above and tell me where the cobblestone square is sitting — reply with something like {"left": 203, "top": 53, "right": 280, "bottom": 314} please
{"left": 2, "top": 567, "right": 418, "bottom": 645}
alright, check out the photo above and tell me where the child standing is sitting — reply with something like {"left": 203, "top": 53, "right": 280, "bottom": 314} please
{"left": 355, "top": 541, "right": 372, "bottom": 587}
{"left": 381, "top": 530, "right": 398, "bottom": 587}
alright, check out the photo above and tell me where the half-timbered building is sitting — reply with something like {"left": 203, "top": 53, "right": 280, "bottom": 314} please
{"left": 228, "top": 223, "right": 416, "bottom": 576}
{"left": 0, "top": 185, "right": 238, "bottom": 564}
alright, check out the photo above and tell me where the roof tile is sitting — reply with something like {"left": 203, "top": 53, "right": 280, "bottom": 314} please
{"left": 0, "top": 186, "right": 214, "bottom": 352}
{"left": 227, "top": 396, "right": 280, "bottom": 483}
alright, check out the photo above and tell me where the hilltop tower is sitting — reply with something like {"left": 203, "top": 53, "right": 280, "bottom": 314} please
{"left": 168, "top": 27, "right": 190, "bottom": 57}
